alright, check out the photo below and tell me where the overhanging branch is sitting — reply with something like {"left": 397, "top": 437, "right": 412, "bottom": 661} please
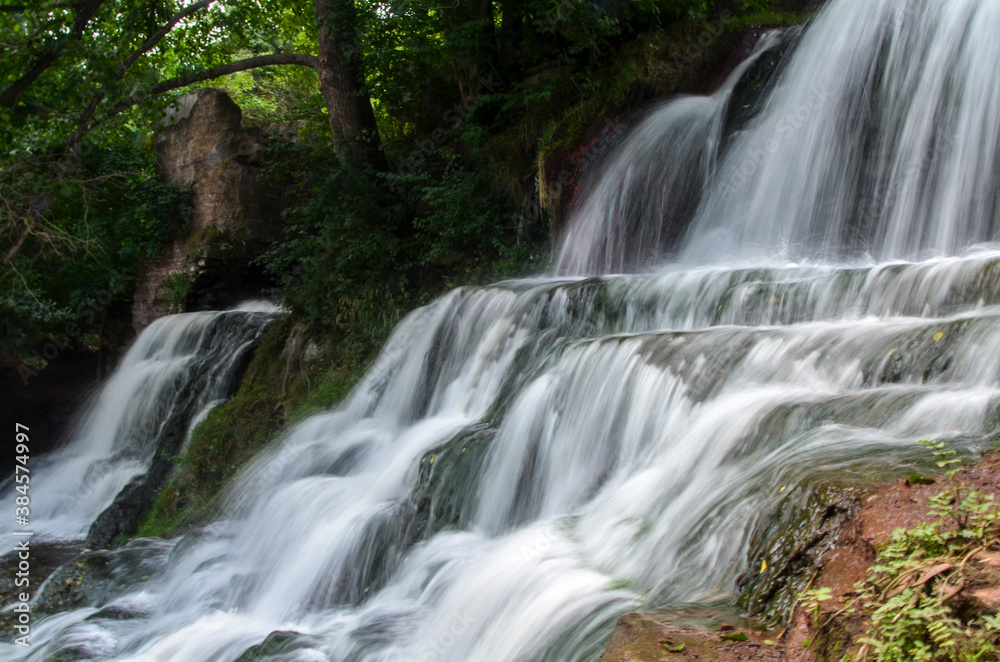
{"left": 0, "top": 0, "right": 105, "bottom": 107}
{"left": 105, "top": 53, "right": 320, "bottom": 120}
{"left": 121, "top": 0, "right": 215, "bottom": 73}
{"left": 66, "top": 0, "right": 219, "bottom": 150}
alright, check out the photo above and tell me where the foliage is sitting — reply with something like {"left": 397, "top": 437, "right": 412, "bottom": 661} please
{"left": 260, "top": 138, "right": 536, "bottom": 330}
{"left": 1, "top": 0, "right": 791, "bottom": 356}
{"left": 261, "top": 140, "right": 407, "bottom": 326}
{"left": 410, "top": 155, "right": 519, "bottom": 266}
{"left": 0, "top": 0, "right": 284, "bottom": 355}
{"left": 806, "top": 441, "right": 1000, "bottom": 662}
{"left": 0, "top": 144, "right": 190, "bottom": 356}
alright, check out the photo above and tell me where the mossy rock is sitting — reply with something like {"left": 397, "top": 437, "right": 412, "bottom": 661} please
{"left": 235, "top": 630, "right": 317, "bottom": 662}
{"left": 32, "top": 539, "right": 169, "bottom": 616}
{"left": 738, "top": 484, "right": 862, "bottom": 622}
{"left": 135, "top": 312, "right": 384, "bottom": 540}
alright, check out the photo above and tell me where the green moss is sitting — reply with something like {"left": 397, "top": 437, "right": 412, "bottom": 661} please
{"left": 136, "top": 312, "right": 390, "bottom": 538}
{"left": 134, "top": 485, "right": 191, "bottom": 539}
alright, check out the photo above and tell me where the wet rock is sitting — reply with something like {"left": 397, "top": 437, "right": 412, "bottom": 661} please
{"left": 720, "top": 27, "right": 802, "bottom": 142}
{"left": 599, "top": 613, "right": 784, "bottom": 662}
{"left": 235, "top": 631, "right": 319, "bottom": 662}
{"left": 0, "top": 541, "right": 82, "bottom": 632}
{"left": 738, "top": 485, "right": 861, "bottom": 623}
{"left": 31, "top": 539, "right": 171, "bottom": 618}
{"left": 85, "top": 475, "right": 155, "bottom": 549}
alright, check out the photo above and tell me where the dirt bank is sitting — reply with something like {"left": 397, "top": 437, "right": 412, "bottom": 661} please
{"left": 599, "top": 455, "right": 1000, "bottom": 662}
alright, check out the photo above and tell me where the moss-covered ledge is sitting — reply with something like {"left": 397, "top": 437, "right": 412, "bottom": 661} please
{"left": 134, "top": 315, "right": 380, "bottom": 539}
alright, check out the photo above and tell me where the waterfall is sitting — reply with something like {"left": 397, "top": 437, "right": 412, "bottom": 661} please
{"left": 0, "top": 305, "right": 276, "bottom": 542}
{"left": 555, "top": 29, "right": 789, "bottom": 276}
{"left": 558, "top": 0, "right": 1000, "bottom": 273}
{"left": 5, "top": 0, "right": 1000, "bottom": 660}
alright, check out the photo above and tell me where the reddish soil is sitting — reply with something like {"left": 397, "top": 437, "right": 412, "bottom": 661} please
{"left": 599, "top": 456, "right": 1000, "bottom": 662}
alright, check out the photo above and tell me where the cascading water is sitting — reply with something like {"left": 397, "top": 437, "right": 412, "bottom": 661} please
{"left": 555, "top": 29, "right": 790, "bottom": 276}
{"left": 558, "top": 0, "right": 1000, "bottom": 273}
{"left": 680, "top": 0, "right": 1000, "bottom": 265}
{"left": 5, "top": 0, "right": 1000, "bottom": 660}
{"left": 0, "top": 305, "right": 276, "bottom": 542}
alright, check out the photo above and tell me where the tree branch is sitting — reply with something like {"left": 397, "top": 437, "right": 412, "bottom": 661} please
{"left": 154, "top": 53, "right": 320, "bottom": 95}
{"left": 0, "top": 0, "right": 105, "bottom": 108}
{"left": 103, "top": 53, "right": 319, "bottom": 120}
{"left": 121, "top": 0, "right": 215, "bottom": 74}
{"left": 66, "top": 0, "right": 218, "bottom": 151}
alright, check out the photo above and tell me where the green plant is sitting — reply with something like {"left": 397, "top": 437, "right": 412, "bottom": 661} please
{"left": 802, "top": 586, "right": 834, "bottom": 626}
{"left": 161, "top": 272, "right": 192, "bottom": 308}
{"left": 822, "top": 441, "right": 1000, "bottom": 661}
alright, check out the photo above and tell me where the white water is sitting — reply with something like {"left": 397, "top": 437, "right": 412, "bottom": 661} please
{"left": 5, "top": 0, "right": 1000, "bottom": 660}
{"left": 0, "top": 306, "right": 275, "bottom": 541}
{"left": 556, "top": 30, "right": 786, "bottom": 276}
{"left": 682, "top": 0, "right": 1000, "bottom": 264}
{"left": 558, "top": 0, "right": 1000, "bottom": 273}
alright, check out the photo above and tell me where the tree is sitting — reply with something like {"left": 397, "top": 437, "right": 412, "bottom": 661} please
{"left": 440, "top": 0, "right": 496, "bottom": 103}
{"left": 0, "top": 0, "right": 748, "bottom": 358}
{"left": 0, "top": 0, "right": 383, "bottom": 357}
{"left": 314, "top": 0, "right": 385, "bottom": 167}
{"left": 0, "top": 0, "right": 382, "bottom": 165}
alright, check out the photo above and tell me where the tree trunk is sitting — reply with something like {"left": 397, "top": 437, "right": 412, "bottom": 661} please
{"left": 443, "top": 0, "right": 496, "bottom": 103}
{"left": 313, "top": 0, "right": 385, "bottom": 169}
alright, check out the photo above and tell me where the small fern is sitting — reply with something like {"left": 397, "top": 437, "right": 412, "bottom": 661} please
{"left": 801, "top": 440, "right": 1000, "bottom": 662}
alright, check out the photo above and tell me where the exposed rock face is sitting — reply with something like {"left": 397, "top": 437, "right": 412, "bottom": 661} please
{"left": 155, "top": 88, "right": 280, "bottom": 239}
{"left": 133, "top": 88, "right": 284, "bottom": 332}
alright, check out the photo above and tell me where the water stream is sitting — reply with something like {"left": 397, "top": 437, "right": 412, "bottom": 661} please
{"left": 0, "top": 306, "right": 275, "bottom": 542}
